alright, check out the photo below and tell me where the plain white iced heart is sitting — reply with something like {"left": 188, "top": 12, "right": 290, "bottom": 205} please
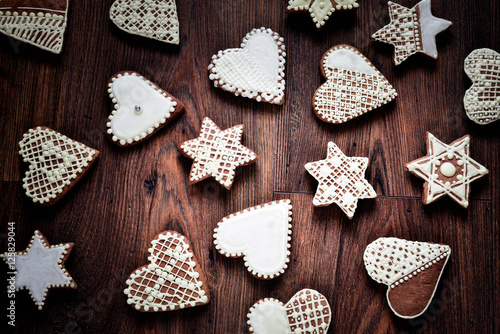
{"left": 213, "top": 200, "right": 292, "bottom": 279}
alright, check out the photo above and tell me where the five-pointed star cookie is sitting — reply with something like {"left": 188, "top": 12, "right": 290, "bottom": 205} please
{"left": 305, "top": 142, "right": 377, "bottom": 219}
{"left": 372, "top": 0, "right": 451, "bottom": 65}
{"left": 0, "top": 230, "right": 76, "bottom": 310}
{"left": 405, "top": 132, "right": 488, "bottom": 208}
{"left": 287, "top": 0, "right": 359, "bottom": 29}
{"left": 178, "top": 117, "right": 258, "bottom": 190}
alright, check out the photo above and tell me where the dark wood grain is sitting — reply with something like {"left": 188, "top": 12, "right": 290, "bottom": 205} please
{"left": 0, "top": 0, "right": 498, "bottom": 333}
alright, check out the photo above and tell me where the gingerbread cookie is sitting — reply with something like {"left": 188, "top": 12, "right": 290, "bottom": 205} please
{"left": 208, "top": 27, "right": 286, "bottom": 104}
{"left": 286, "top": 0, "right": 359, "bottom": 29}
{"left": 213, "top": 200, "right": 292, "bottom": 280}
{"left": 405, "top": 132, "right": 488, "bottom": 208}
{"left": 106, "top": 71, "right": 184, "bottom": 146}
{"left": 0, "top": 0, "right": 69, "bottom": 53}
{"left": 178, "top": 117, "right": 258, "bottom": 190}
{"left": 313, "top": 45, "right": 398, "bottom": 124}
{"left": 247, "top": 289, "right": 331, "bottom": 333}
{"left": 372, "top": 0, "right": 451, "bottom": 65}
{"left": 0, "top": 230, "right": 76, "bottom": 310}
{"left": 364, "top": 237, "right": 451, "bottom": 319}
{"left": 124, "top": 231, "right": 209, "bottom": 312}
{"left": 110, "top": 0, "right": 180, "bottom": 45}
{"left": 305, "top": 142, "right": 376, "bottom": 219}
{"left": 463, "top": 48, "right": 500, "bottom": 125}
{"left": 19, "top": 127, "right": 99, "bottom": 205}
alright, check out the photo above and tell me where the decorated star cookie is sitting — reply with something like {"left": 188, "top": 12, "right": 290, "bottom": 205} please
{"left": 124, "top": 231, "right": 209, "bottom": 312}
{"left": 406, "top": 132, "right": 488, "bottom": 208}
{"left": 110, "top": 0, "right": 180, "bottom": 45}
{"left": 0, "top": 230, "right": 76, "bottom": 310}
{"left": 286, "top": 0, "right": 359, "bottom": 29}
{"left": 178, "top": 117, "right": 258, "bottom": 190}
{"left": 208, "top": 27, "right": 286, "bottom": 104}
{"left": 313, "top": 45, "right": 398, "bottom": 124}
{"left": 305, "top": 142, "right": 376, "bottom": 219}
{"left": 19, "top": 127, "right": 99, "bottom": 205}
{"left": 364, "top": 237, "right": 451, "bottom": 319}
{"left": 213, "top": 200, "right": 292, "bottom": 280}
{"left": 0, "top": 0, "right": 69, "bottom": 53}
{"left": 247, "top": 289, "right": 331, "bottom": 334}
{"left": 463, "top": 48, "right": 500, "bottom": 125}
{"left": 372, "top": 0, "right": 451, "bottom": 65}
{"left": 106, "top": 71, "right": 184, "bottom": 146}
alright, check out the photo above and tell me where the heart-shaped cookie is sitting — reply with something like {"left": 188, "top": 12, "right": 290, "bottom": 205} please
{"left": 247, "top": 289, "right": 332, "bottom": 334}
{"left": 0, "top": 0, "right": 69, "bottom": 53}
{"left": 213, "top": 200, "right": 292, "bottom": 279}
{"left": 18, "top": 126, "right": 99, "bottom": 205}
{"left": 124, "top": 231, "right": 209, "bottom": 312}
{"left": 313, "top": 45, "right": 397, "bottom": 124}
{"left": 208, "top": 27, "right": 286, "bottom": 104}
{"left": 463, "top": 48, "right": 500, "bottom": 125}
{"left": 106, "top": 71, "right": 184, "bottom": 146}
{"left": 110, "top": 0, "right": 180, "bottom": 45}
{"left": 364, "top": 237, "right": 451, "bottom": 319}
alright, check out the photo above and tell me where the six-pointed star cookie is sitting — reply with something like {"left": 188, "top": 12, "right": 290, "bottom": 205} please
{"left": 372, "top": 0, "right": 451, "bottom": 65}
{"left": 305, "top": 142, "right": 376, "bottom": 219}
{"left": 287, "top": 0, "right": 359, "bottom": 29}
{"left": 406, "top": 132, "right": 488, "bottom": 208}
{"left": 0, "top": 230, "right": 76, "bottom": 310}
{"left": 178, "top": 117, "right": 258, "bottom": 190}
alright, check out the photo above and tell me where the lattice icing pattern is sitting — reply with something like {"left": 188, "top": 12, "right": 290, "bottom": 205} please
{"left": 0, "top": 0, "right": 69, "bottom": 53}
{"left": 405, "top": 132, "right": 488, "bottom": 208}
{"left": 372, "top": 0, "right": 451, "bottom": 65}
{"left": 313, "top": 45, "right": 397, "bottom": 124}
{"left": 247, "top": 289, "right": 331, "bottom": 334}
{"left": 286, "top": 0, "right": 359, "bottom": 29}
{"left": 106, "top": 71, "right": 183, "bottom": 146}
{"left": 124, "top": 231, "right": 209, "bottom": 312}
{"left": 110, "top": 0, "right": 179, "bottom": 45}
{"left": 178, "top": 117, "right": 258, "bottom": 190}
{"left": 213, "top": 200, "right": 292, "bottom": 279}
{"left": 463, "top": 48, "right": 500, "bottom": 125}
{"left": 208, "top": 27, "right": 286, "bottom": 104}
{"left": 0, "top": 230, "right": 76, "bottom": 310}
{"left": 18, "top": 127, "right": 98, "bottom": 205}
{"left": 305, "top": 142, "right": 376, "bottom": 219}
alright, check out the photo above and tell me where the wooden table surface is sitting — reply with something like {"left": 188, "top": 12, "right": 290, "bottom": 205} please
{"left": 1, "top": 0, "right": 498, "bottom": 333}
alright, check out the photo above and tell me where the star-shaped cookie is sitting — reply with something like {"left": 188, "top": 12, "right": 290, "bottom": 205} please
{"left": 372, "top": 0, "right": 451, "bottom": 65}
{"left": 305, "top": 142, "right": 376, "bottom": 219}
{"left": 286, "top": 0, "right": 359, "bottom": 29}
{"left": 0, "top": 230, "right": 76, "bottom": 310}
{"left": 178, "top": 117, "right": 258, "bottom": 190}
{"left": 405, "top": 132, "right": 488, "bottom": 208}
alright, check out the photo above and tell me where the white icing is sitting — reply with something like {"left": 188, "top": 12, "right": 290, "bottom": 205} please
{"left": 18, "top": 127, "right": 96, "bottom": 204}
{"left": 124, "top": 231, "right": 209, "bottom": 312}
{"left": 248, "top": 299, "right": 289, "bottom": 334}
{"left": 109, "top": 72, "right": 176, "bottom": 143}
{"left": 406, "top": 133, "right": 488, "bottom": 208}
{"left": 325, "top": 48, "right": 378, "bottom": 75}
{"left": 110, "top": 0, "right": 179, "bottom": 45}
{"left": 0, "top": 1, "right": 69, "bottom": 53}
{"left": 245, "top": 33, "right": 280, "bottom": 83}
{"left": 179, "top": 117, "right": 257, "bottom": 189}
{"left": 440, "top": 162, "right": 456, "bottom": 177}
{"left": 418, "top": 0, "right": 452, "bottom": 59}
{"left": 287, "top": 0, "right": 358, "bottom": 29}
{"left": 305, "top": 142, "right": 376, "bottom": 218}
{"left": 213, "top": 200, "right": 292, "bottom": 278}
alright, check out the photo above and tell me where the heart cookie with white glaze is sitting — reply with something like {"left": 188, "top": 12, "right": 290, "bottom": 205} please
{"left": 124, "top": 231, "right": 209, "bottom": 312}
{"left": 106, "top": 71, "right": 184, "bottom": 146}
{"left": 110, "top": 0, "right": 180, "bottom": 44}
{"left": 19, "top": 126, "right": 99, "bottom": 206}
{"left": 463, "top": 48, "right": 500, "bottom": 125}
{"left": 208, "top": 27, "right": 286, "bottom": 104}
{"left": 364, "top": 237, "right": 451, "bottom": 319}
{"left": 213, "top": 200, "right": 292, "bottom": 279}
{"left": 247, "top": 289, "right": 332, "bottom": 334}
{"left": 313, "top": 45, "right": 397, "bottom": 124}
{"left": 0, "top": 0, "right": 69, "bottom": 53}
